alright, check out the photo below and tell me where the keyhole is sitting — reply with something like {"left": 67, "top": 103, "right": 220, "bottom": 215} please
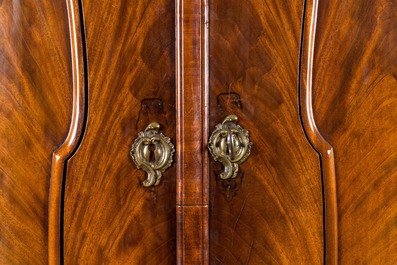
{"left": 148, "top": 144, "right": 156, "bottom": 162}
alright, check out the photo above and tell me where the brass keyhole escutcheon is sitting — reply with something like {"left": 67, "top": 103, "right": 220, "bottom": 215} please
{"left": 130, "top": 122, "right": 175, "bottom": 187}
{"left": 208, "top": 115, "right": 252, "bottom": 179}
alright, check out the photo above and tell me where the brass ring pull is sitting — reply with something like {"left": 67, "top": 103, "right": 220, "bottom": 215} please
{"left": 130, "top": 122, "right": 175, "bottom": 187}
{"left": 208, "top": 115, "right": 252, "bottom": 179}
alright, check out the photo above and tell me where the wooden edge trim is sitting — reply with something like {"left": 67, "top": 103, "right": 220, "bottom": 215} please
{"left": 175, "top": 0, "right": 184, "bottom": 205}
{"left": 201, "top": 0, "right": 210, "bottom": 209}
{"left": 299, "top": 0, "right": 338, "bottom": 264}
{"left": 202, "top": 0, "right": 210, "bottom": 262}
{"left": 48, "top": 0, "right": 86, "bottom": 264}
{"left": 176, "top": 205, "right": 209, "bottom": 265}
{"left": 175, "top": 0, "right": 210, "bottom": 263}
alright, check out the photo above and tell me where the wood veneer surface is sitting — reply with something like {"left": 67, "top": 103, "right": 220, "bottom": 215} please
{"left": 209, "top": 0, "right": 324, "bottom": 264}
{"left": 0, "top": 1, "right": 72, "bottom": 264}
{"left": 64, "top": 1, "right": 176, "bottom": 264}
{"left": 175, "top": 0, "right": 210, "bottom": 264}
{"left": 313, "top": 0, "right": 397, "bottom": 263}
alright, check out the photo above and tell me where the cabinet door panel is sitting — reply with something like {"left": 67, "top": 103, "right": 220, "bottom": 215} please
{"left": 313, "top": 0, "right": 397, "bottom": 263}
{"left": 0, "top": 1, "right": 72, "bottom": 263}
{"left": 64, "top": 1, "right": 176, "bottom": 264}
{"left": 209, "top": 0, "right": 324, "bottom": 264}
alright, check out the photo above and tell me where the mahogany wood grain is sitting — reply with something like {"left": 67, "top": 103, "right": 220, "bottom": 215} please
{"left": 176, "top": 0, "right": 210, "bottom": 263}
{"left": 300, "top": 0, "right": 338, "bottom": 264}
{"left": 0, "top": 0, "right": 72, "bottom": 264}
{"left": 63, "top": 0, "right": 176, "bottom": 263}
{"left": 176, "top": 206, "right": 209, "bottom": 265}
{"left": 48, "top": 0, "right": 86, "bottom": 263}
{"left": 176, "top": 0, "right": 210, "bottom": 206}
{"left": 209, "top": 0, "right": 324, "bottom": 263}
{"left": 312, "top": 0, "right": 397, "bottom": 263}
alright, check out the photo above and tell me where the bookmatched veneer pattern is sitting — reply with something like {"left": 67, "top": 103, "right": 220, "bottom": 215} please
{"left": 209, "top": 0, "right": 324, "bottom": 263}
{"left": 63, "top": 1, "right": 177, "bottom": 263}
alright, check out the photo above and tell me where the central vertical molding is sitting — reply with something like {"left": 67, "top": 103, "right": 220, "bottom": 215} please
{"left": 48, "top": 0, "right": 87, "bottom": 264}
{"left": 299, "top": 0, "right": 338, "bottom": 264}
{"left": 176, "top": 0, "right": 210, "bottom": 264}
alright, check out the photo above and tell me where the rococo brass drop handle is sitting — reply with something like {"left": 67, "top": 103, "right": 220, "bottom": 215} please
{"left": 208, "top": 115, "right": 252, "bottom": 179}
{"left": 130, "top": 122, "right": 175, "bottom": 187}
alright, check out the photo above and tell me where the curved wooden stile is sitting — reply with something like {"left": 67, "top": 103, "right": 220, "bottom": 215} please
{"left": 48, "top": 0, "right": 86, "bottom": 264}
{"left": 300, "top": 0, "right": 338, "bottom": 264}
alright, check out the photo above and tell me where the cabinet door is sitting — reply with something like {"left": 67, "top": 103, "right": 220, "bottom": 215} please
{"left": 208, "top": 0, "right": 324, "bottom": 264}
{"left": 62, "top": 0, "right": 177, "bottom": 264}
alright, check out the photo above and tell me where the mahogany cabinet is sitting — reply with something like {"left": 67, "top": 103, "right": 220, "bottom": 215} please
{"left": 1, "top": 0, "right": 396, "bottom": 264}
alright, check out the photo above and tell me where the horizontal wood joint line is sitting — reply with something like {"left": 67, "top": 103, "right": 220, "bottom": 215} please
{"left": 176, "top": 204, "right": 209, "bottom": 207}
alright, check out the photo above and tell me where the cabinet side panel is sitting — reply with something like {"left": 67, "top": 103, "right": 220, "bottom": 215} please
{"left": 64, "top": 0, "right": 176, "bottom": 264}
{"left": 313, "top": 1, "right": 397, "bottom": 264}
{"left": 209, "top": 0, "right": 324, "bottom": 264}
{"left": 0, "top": 1, "right": 72, "bottom": 264}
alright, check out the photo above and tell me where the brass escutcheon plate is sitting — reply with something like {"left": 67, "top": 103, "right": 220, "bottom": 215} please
{"left": 208, "top": 115, "right": 252, "bottom": 179}
{"left": 130, "top": 122, "right": 174, "bottom": 187}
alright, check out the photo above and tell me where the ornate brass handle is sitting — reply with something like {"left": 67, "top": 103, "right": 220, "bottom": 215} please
{"left": 130, "top": 122, "right": 175, "bottom": 187}
{"left": 208, "top": 115, "right": 252, "bottom": 179}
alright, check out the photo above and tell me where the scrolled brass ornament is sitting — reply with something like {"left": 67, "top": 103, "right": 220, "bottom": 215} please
{"left": 208, "top": 115, "right": 252, "bottom": 179}
{"left": 130, "top": 122, "right": 175, "bottom": 187}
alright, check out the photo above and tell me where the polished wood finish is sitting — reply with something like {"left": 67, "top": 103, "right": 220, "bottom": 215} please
{"left": 175, "top": 0, "right": 210, "bottom": 206}
{"left": 63, "top": 0, "right": 176, "bottom": 263}
{"left": 312, "top": 0, "right": 397, "bottom": 263}
{"left": 209, "top": 0, "right": 324, "bottom": 263}
{"left": 175, "top": 0, "right": 210, "bottom": 263}
{"left": 300, "top": 0, "right": 338, "bottom": 263}
{"left": 176, "top": 206, "right": 209, "bottom": 264}
{"left": 2, "top": 0, "right": 396, "bottom": 264}
{"left": 48, "top": 0, "right": 86, "bottom": 263}
{"left": 0, "top": 1, "right": 72, "bottom": 264}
